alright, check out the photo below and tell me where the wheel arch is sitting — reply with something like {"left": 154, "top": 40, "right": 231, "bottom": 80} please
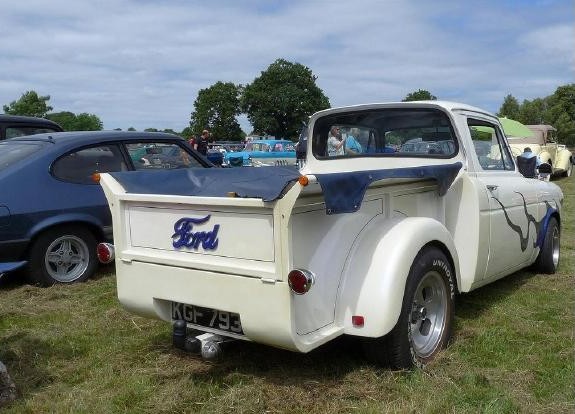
{"left": 335, "top": 216, "right": 459, "bottom": 338}
{"left": 536, "top": 209, "right": 560, "bottom": 249}
{"left": 27, "top": 217, "right": 105, "bottom": 256}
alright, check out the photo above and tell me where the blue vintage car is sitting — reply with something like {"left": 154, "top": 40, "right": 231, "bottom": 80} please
{"left": 0, "top": 131, "right": 212, "bottom": 286}
{"left": 225, "top": 139, "right": 296, "bottom": 167}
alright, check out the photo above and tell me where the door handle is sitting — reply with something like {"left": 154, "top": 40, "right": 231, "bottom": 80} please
{"left": 487, "top": 185, "right": 498, "bottom": 192}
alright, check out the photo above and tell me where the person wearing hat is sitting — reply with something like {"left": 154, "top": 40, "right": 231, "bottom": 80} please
{"left": 196, "top": 129, "right": 209, "bottom": 156}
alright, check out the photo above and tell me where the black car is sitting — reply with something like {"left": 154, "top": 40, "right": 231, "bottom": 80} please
{"left": 0, "top": 114, "right": 63, "bottom": 140}
{"left": 0, "top": 131, "right": 213, "bottom": 286}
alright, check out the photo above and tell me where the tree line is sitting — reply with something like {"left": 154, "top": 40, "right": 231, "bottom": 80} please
{"left": 497, "top": 85, "right": 575, "bottom": 145}
{"left": 3, "top": 59, "right": 574, "bottom": 145}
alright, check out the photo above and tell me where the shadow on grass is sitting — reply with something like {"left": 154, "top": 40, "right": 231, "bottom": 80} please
{"left": 0, "top": 333, "right": 59, "bottom": 399}
{"left": 455, "top": 267, "right": 538, "bottom": 320}
{"left": 149, "top": 331, "right": 370, "bottom": 386}
{"left": 0, "top": 263, "right": 114, "bottom": 291}
{"left": 144, "top": 268, "right": 546, "bottom": 387}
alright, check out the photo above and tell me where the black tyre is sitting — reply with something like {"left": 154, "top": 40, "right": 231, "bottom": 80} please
{"left": 534, "top": 217, "right": 560, "bottom": 274}
{"left": 363, "top": 247, "right": 455, "bottom": 369}
{"left": 563, "top": 162, "right": 572, "bottom": 178}
{"left": 27, "top": 225, "right": 98, "bottom": 286}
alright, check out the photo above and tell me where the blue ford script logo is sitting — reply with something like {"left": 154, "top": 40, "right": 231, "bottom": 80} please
{"left": 172, "top": 215, "right": 220, "bottom": 250}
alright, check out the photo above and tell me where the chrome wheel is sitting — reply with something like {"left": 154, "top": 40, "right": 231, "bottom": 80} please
{"left": 44, "top": 234, "right": 90, "bottom": 283}
{"left": 551, "top": 226, "right": 560, "bottom": 269}
{"left": 409, "top": 270, "right": 448, "bottom": 358}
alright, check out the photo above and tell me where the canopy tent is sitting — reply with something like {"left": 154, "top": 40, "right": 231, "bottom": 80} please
{"left": 471, "top": 117, "right": 534, "bottom": 138}
{"left": 499, "top": 117, "right": 534, "bottom": 138}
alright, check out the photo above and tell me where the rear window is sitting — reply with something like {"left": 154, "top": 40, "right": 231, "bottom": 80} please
{"left": 312, "top": 108, "right": 457, "bottom": 159}
{"left": 0, "top": 142, "right": 44, "bottom": 171}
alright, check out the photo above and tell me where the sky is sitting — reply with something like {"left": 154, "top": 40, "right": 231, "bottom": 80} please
{"left": 1, "top": 0, "right": 573, "bottom": 133}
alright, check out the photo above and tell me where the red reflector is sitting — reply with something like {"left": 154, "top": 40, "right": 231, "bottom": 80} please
{"left": 288, "top": 269, "right": 314, "bottom": 295}
{"left": 352, "top": 316, "right": 364, "bottom": 327}
{"left": 97, "top": 243, "right": 114, "bottom": 264}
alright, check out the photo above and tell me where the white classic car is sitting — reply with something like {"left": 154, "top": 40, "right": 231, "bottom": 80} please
{"left": 508, "top": 124, "right": 573, "bottom": 177}
{"left": 99, "top": 101, "right": 564, "bottom": 369}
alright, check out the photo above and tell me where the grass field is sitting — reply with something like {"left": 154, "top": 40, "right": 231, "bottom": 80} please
{"left": 1, "top": 175, "right": 573, "bottom": 413}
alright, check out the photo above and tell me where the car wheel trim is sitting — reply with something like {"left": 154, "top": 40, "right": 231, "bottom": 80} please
{"left": 409, "top": 270, "right": 448, "bottom": 358}
{"left": 45, "top": 235, "right": 90, "bottom": 283}
{"left": 551, "top": 225, "right": 560, "bottom": 269}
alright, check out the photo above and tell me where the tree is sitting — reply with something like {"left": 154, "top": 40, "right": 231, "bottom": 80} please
{"left": 47, "top": 111, "right": 103, "bottom": 131}
{"left": 3, "top": 91, "right": 53, "bottom": 118}
{"left": 181, "top": 126, "right": 194, "bottom": 138}
{"left": 518, "top": 98, "right": 546, "bottom": 125}
{"left": 190, "top": 81, "right": 244, "bottom": 141}
{"left": 497, "top": 94, "right": 521, "bottom": 120}
{"left": 545, "top": 84, "right": 575, "bottom": 145}
{"left": 242, "top": 59, "right": 330, "bottom": 139}
{"left": 402, "top": 89, "right": 437, "bottom": 102}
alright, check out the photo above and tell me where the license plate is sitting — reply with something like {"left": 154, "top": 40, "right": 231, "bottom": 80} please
{"left": 172, "top": 302, "right": 243, "bottom": 335}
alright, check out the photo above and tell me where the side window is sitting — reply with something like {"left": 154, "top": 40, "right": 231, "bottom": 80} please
{"left": 6, "top": 126, "right": 60, "bottom": 138}
{"left": 467, "top": 119, "right": 515, "bottom": 171}
{"left": 126, "top": 142, "right": 203, "bottom": 170}
{"left": 53, "top": 145, "right": 127, "bottom": 184}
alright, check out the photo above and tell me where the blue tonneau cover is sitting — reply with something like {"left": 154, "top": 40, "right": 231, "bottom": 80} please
{"left": 109, "top": 166, "right": 301, "bottom": 202}
{"left": 109, "top": 163, "right": 462, "bottom": 214}
{"left": 315, "top": 162, "right": 462, "bottom": 214}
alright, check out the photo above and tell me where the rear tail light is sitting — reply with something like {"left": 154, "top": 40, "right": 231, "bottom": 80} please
{"left": 97, "top": 242, "right": 115, "bottom": 264}
{"left": 288, "top": 269, "right": 315, "bottom": 295}
{"left": 352, "top": 315, "right": 365, "bottom": 327}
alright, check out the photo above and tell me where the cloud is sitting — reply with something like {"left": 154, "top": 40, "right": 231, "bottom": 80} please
{"left": 0, "top": 0, "right": 573, "bottom": 131}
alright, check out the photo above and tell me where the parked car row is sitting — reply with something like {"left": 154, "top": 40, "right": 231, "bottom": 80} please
{"left": 225, "top": 139, "right": 296, "bottom": 166}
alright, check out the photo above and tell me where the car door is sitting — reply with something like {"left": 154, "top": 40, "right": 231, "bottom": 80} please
{"left": 467, "top": 117, "right": 541, "bottom": 280}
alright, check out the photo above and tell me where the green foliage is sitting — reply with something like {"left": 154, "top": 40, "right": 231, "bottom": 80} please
{"left": 181, "top": 126, "right": 194, "bottom": 139}
{"left": 497, "top": 94, "right": 521, "bottom": 120}
{"left": 242, "top": 59, "right": 330, "bottom": 139}
{"left": 518, "top": 98, "right": 547, "bottom": 125}
{"left": 3, "top": 90, "right": 53, "bottom": 118}
{"left": 190, "top": 81, "right": 244, "bottom": 141}
{"left": 402, "top": 89, "right": 437, "bottom": 102}
{"left": 127, "top": 127, "right": 136, "bottom": 131}
{"left": 47, "top": 111, "right": 103, "bottom": 131}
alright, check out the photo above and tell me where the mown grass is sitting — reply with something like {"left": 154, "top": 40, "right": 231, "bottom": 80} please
{"left": 1, "top": 175, "right": 573, "bottom": 413}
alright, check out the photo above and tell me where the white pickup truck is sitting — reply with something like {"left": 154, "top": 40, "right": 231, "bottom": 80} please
{"left": 99, "top": 101, "right": 564, "bottom": 368}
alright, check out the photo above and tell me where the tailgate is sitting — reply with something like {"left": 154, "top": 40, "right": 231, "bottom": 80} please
{"left": 127, "top": 203, "right": 274, "bottom": 261}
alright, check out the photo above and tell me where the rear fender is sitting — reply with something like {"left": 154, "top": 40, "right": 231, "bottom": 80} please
{"left": 336, "top": 216, "right": 459, "bottom": 338}
{"left": 555, "top": 149, "right": 573, "bottom": 171}
{"left": 27, "top": 213, "right": 104, "bottom": 242}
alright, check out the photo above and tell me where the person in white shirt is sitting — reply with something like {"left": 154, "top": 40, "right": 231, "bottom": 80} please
{"left": 327, "top": 126, "right": 344, "bottom": 156}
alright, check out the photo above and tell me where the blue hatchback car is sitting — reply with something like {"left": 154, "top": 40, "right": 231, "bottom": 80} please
{"left": 0, "top": 131, "right": 213, "bottom": 286}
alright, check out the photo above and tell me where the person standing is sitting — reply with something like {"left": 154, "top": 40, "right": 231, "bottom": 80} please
{"left": 196, "top": 130, "right": 209, "bottom": 156}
